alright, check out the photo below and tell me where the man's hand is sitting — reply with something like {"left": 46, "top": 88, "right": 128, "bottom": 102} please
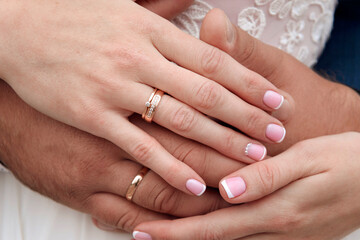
{"left": 0, "top": 80, "right": 244, "bottom": 232}
{"left": 199, "top": 9, "right": 360, "bottom": 155}
{"left": 133, "top": 132, "right": 360, "bottom": 239}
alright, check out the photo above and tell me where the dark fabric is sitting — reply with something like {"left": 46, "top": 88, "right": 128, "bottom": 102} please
{"left": 314, "top": 0, "right": 360, "bottom": 92}
{"left": 314, "top": 0, "right": 360, "bottom": 90}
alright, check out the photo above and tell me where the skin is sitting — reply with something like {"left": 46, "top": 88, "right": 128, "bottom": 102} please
{"left": 199, "top": 9, "right": 360, "bottom": 155}
{"left": 1, "top": 3, "right": 359, "bottom": 239}
{"left": 0, "top": 80, "right": 243, "bottom": 232}
{"left": 134, "top": 132, "right": 360, "bottom": 240}
{"left": 0, "top": 0, "right": 292, "bottom": 195}
{"left": 132, "top": 10, "right": 360, "bottom": 239}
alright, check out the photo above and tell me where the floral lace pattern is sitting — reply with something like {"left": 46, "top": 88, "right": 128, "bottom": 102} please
{"left": 172, "top": 0, "right": 337, "bottom": 66}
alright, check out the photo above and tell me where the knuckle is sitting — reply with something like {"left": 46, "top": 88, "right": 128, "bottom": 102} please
{"left": 238, "top": 35, "right": 256, "bottom": 66}
{"left": 244, "top": 109, "right": 263, "bottom": 136}
{"left": 195, "top": 81, "right": 222, "bottom": 110}
{"left": 152, "top": 186, "right": 181, "bottom": 214}
{"left": 115, "top": 208, "right": 141, "bottom": 231}
{"left": 105, "top": 45, "right": 150, "bottom": 71}
{"left": 201, "top": 47, "right": 224, "bottom": 75}
{"left": 256, "top": 163, "right": 278, "bottom": 195}
{"left": 170, "top": 105, "right": 197, "bottom": 133}
{"left": 271, "top": 209, "right": 303, "bottom": 232}
{"left": 243, "top": 72, "right": 263, "bottom": 94}
{"left": 197, "top": 223, "right": 224, "bottom": 240}
{"left": 130, "top": 137, "right": 157, "bottom": 164}
{"left": 222, "top": 130, "right": 238, "bottom": 153}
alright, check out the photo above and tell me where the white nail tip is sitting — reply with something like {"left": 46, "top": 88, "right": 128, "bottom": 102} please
{"left": 276, "top": 127, "right": 287, "bottom": 143}
{"left": 220, "top": 180, "right": 234, "bottom": 199}
{"left": 260, "top": 147, "right": 267, "bottom": 161}
{"left": 133, "top": 231, "right": 139, "bottom": 239}
{"left": 274, "top": 95, "right": 285, "bottom": 110}
{"left": 197, "top": 184, "right": 207, "bottom": 196}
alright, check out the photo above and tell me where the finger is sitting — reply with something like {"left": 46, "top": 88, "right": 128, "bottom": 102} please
{"left": 136, "top": 0, "right": 194, "bottom": 20}
{"left": 131, "top": 115, "right": 246, "bottom": 187}
{"left": 239, "top": 233, "right": 281, "bottom": 240}
{"left": 133, "top": 203, "right": 271, "bottom": 240}
{"left": 121, "top": 83, "right": 268, "bottom": 163}
{"left": 218, "top": 143, "right": 326, "bottom": 204}
{"left": 200, "top": 9, "right": 295, "bottom": 122}
{"left": 142, "top": 60, "right": 287, "bottom": 144}
{"left": 102, "top": 115, "right": 207, "bottom": 196}
{"left": 86, "top": 193, "right": 170, "bottom": 233}
{"left": 99, "top": 159, "right": 230, "bottom": 217}
{"left": 151, "top": 18, "right": 289, "bottom": 115}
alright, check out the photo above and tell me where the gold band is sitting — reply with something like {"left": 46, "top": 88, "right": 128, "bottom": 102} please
{"left": 142, "top": 89, "right": 157, "bottom": 119}
{"left": 126, "top": 167, "right": 149, "bottom": 201}
{"left": 142, "top": 89, "right": 164, "bottom": 123}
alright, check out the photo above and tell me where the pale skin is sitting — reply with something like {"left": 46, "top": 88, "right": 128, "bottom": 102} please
{"left": 1, "top": 2, "right": 360, "bottom": 240}
{"left": 131, "top": 9, "right": 360, "bottom": 239}
{"left": 0, "top": 0, "right": 292, "bottom": 196}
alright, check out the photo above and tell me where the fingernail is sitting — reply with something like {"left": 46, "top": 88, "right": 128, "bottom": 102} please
{"left": 221, "top": 177, "right": 246, "bottom": 199}
{"left": 225, "top": 14, "right": 235, "bottom": 43}
{"left": 186, "top": 179, "right": 206, "bottom": 196}
{"left": 93, "top": 219, "right": 117, "bottom": 231}
{"left": 271, "top": 98, "right": 291, "bottom": 122}
{"left": 263, "top": 90, "right": 284, "bottom": 110}
{"left": 133, "top": 231, "right": 152, "bottom": 240}
{"left": 266, "top": 124, "right": 286, "bottom": 143}
{"left": 245, "top": 143, "right": 267, "bottom": 161}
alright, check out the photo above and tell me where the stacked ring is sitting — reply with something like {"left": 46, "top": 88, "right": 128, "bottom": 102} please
{"left": 126, "top": 167, "right": 149, "bottom": 201}
{"left": 142, "top": 89, "right": 164, "bottom": 123}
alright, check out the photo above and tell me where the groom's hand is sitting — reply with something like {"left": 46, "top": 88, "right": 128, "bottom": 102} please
{"left": 0, "top": 80, "right": 243, "bottom": 232}
{"left": 200, "top": 9, "right": 360, "bottom": 155}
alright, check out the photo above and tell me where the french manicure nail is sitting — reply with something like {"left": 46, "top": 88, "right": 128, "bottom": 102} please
{"left": 186, "top": 179, "right": 206, "bottom": 196}
{"left": 245, "top": 143, "right": 267, "bottom": 161}
{"left": 263, "top": 90, "right": 284, "bottom": 110}
{"left": 221, "top": 177, "right": 246, "bottom": 199}
{"left": 133, "top": 231, "right": 152, "bottom": 240}
{"left": 266, "top": 124, "right": 286, "bottom": 143}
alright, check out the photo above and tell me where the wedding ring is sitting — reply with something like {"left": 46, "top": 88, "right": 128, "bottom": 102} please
{"left": 126, "top": 167, "right": 149, "bottom": 201}
{"left": 142, "top": 89, "right": 157, "bottom": 119}
{"left": 142, "top": 89, "right": 164, "bottom": 123}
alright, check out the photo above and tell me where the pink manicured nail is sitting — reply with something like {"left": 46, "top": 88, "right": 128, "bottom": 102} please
{"left": 245, "top": 143, "right": 267, "bottom": 161}
{"left": 186, "top": 179, "right": 206, "bottom": 196}
{"left": 221, "top": 177, "right": 246, "bottom": 199}
{"left": 263, "top": 90, "right": 284, "bottom": 110}
{"left": 266, "top": 124, "right": 286, "bottom": 143}
{"left": 133, "top": 231, "right": 152, "bottom": 240}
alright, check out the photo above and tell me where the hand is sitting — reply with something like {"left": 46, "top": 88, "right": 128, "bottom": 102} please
{"left": 133, "top": 132, "right": 360, "bottom": 239}
{"left": 0, "top": 0, "right": 292, "bottom": 194}
{"left": 199, "top": 9, "right": 360, "bottom": 155}
{"left": 0, "top": 80, "right": 244, "bottom": 232}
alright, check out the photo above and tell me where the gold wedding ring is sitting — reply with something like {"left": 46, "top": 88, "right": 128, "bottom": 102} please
{"left": 126, "top": 167, "right": 149, "bottom": 201}
{"left": 142, "top": 89, "right": 164, "bottom": 123}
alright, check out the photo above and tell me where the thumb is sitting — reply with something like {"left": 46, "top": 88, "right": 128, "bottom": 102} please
{"left": 200, "top": 9, "right": 295, "bottom": 122}
{"left": 200, "top": 8, "right": 286, "bottom": 84}
{"left": 219, "top": 142, "right": 323, "bottom": 204}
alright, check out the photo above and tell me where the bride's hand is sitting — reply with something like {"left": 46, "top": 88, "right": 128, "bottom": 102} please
{"left": 0, "top": 80, "right": 242, "bottom": 232}
{"left": 133, "top": 132, "right": 360, "bottom": 239}
{"left": 200, "top": 9, "right": 360, "bottom": 155}
{"left": 0, "top": 0, "right": 292, "bottom": 195}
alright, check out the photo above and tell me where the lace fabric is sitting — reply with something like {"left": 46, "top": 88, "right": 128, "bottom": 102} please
{"left": 173, "top": 0, "right": 338, "bottom": 67}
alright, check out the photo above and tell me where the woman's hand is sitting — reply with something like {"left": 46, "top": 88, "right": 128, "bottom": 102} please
{"left": 133, "top": 132, "right": 360, "bottom": 239}
{"left": 0, "top": 80, "right": 245, "bottom": 232}
{"left": 199, "top": 9, "right": 360, "bottom": 155}
{"left": 0, "top": 0, "right": 291, "bottom": 195}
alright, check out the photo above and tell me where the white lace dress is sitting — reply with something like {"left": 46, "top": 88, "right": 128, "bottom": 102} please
{"left": 1, "top": 1, "right": 360, "bottom": 239}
